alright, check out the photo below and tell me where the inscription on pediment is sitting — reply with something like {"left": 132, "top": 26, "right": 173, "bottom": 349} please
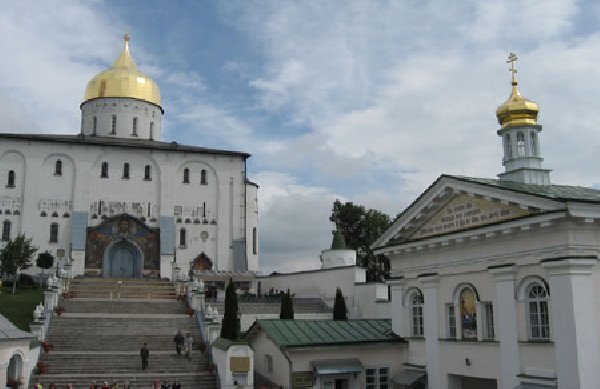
{"left": 412, "top": 194, "right": 531, "bottom": 239}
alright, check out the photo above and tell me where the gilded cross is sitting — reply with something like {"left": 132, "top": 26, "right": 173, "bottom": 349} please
{"left": 124, "top": 32, "right": 130, "bottom": 42}
{"left": 507, "top": 52, "right": 518, "bottom": 81}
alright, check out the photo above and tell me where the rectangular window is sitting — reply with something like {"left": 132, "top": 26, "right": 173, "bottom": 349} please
{"left": 132, "top": 117, "right": 138, "bottom": 136}
{"left": 265, "top": 354, "right": 273, "bottom": 374}
{"left": 101, "top": 162, "right": 109, "bottom": 178}
{"left": 179, "top": 228, "right": 186, "bottom": 248}
{"left": 2, "top": 220, "right": 10, "bottom": 241}
{"left": 123, "top": 163, "right": 130, "bottom": 179}
{"left": 144, "top": 165, "right": 151, "bottom": 181}
{"left": 446, "top": 304, "right": 456, "bottom": 338}
{"left": 111, "top": 114, "right": 117, "bottom": 134}
{"left": 483, "top": 302, "right": 494, "bottom": 339}
{"left": 49, "top": 223, "right": 59, "bottom": 243}
{"left": 366, "top": 366, "right": 389, "bottom": 389}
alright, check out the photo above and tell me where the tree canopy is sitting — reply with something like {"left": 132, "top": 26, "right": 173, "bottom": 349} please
{"left": 220, "top": 277, "right": 239, "bottom": 339}
{"left": 329, "top": 199, "right": 392, "bottom": 281}
{"left": 0, "top": 234, "right": 38, "bottom": 294}
{"left": 36, "top": 252, "right": 55, "bottom": 286}
{"left": 279, "top": 289, "right": 294, "bottom": 319}
{"left": 333, "top": 287, "right": 348, "bottom": 320}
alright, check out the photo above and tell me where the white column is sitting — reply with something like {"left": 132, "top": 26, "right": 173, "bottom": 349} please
{"left": 489, "top": 265, "right": 520, "bottom": 389}
{"left": 387, "top": 278, "right": 406, "bottom": 337}
{"left": 421, "top": 275, "right": 445, "bottom": 389}
{"left": 542, "top": 258, "right": 600, "bottom": 389}
{"left": 0, "top": 362, "right": 7, "bottom": 389}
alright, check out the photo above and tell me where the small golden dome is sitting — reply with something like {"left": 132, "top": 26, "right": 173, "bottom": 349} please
{"left": 496, "top": 53, "right": 538, "bottom": 128}
{"left": 84, "top": 34, "right": 161, "bottom": 107}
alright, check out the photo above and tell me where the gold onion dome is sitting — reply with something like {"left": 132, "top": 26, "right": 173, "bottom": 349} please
{"left": 84, "top": 34, "right": 161, "bottom": 107}
{"left": 496, "top": 53, "right": 539, "bottom": 128}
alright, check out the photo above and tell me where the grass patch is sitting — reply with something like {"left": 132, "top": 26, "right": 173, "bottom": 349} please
{"left": 0, "top": 285, "right": 44, "bottom": 331}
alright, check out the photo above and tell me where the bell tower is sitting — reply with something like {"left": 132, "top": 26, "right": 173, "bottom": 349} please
{"left": 496, "top": 53, "right": 551, "bottom": 185}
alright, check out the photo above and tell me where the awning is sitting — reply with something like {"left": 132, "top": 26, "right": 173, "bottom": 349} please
{"left": 514, "top": 384, "right": 556, "bottom": 389}
{"left": 311, "top": 359, "right": 363, "bottom": 375}
{"left": 392, "top": 370, "right": 427, "bottom": 385}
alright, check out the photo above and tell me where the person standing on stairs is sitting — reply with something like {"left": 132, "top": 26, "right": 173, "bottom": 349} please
{"left": 185, "top": 332, "right": 193, "bottom": 360}
{"left": 140, "top": 342, "right": 150, "bottom": 369}
{"left": 173, "top": 330, "right": 184, "bottom": 357}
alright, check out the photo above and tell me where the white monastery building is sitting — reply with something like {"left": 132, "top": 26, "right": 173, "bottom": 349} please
{"left": 371, "top": 55, "right": 600, "bottom": 389}
{"left": 0, "top": 35, "right": 259, "bottom": 279}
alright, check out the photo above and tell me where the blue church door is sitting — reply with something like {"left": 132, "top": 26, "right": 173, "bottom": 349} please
{"left": 107, "top": 240, "right": 141, "bottom": 278}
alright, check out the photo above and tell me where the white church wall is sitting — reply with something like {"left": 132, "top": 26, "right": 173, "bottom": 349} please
{"left": 353, "top": 283, "right": 391, "bottom": 319}
{"left": 0, "top": 137, "right": 253, "bottom": 276}
{"left": 245, "top": 182, "right": 258, "bottom": 272}
{"left": 258, "top": 266, "right": 362, "bottom": 315}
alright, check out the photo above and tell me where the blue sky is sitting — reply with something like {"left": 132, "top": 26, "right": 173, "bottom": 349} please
{"left": 2, "top": 0, "right": 600, "bottom": 271}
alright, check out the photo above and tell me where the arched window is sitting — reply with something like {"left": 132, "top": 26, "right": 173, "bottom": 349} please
{"left": 517, "top": 131, "right": 525, "bottom": 156}
{"left": 252, "top": 227, "right": 257, "bottom": 255}
{"left": 101, "top": 162, "right": 109, "bottom": 178}
{"left": 149, "top": 122, "right": 154, "bottom": 140}
{"left": 183, "top": 168, "right": 190, "bottom": 183}
{"left": 111, "top": 114, "right": 117, "bottom": 134}
{"left": 123, "top": 163, "right": 130, "bottom": 179}
{"left": 530, "top": 132, "right": 538, "bottom": 156}
{"left": 459, "top": 287, "right": 478, "bottom": 340}
{"left": 92, "top": 116, "right": 97, "bottom": 135}
{"left": 526, "top": 282, "right": 550, "bottom": 340}
{"left": 54, "top": 160, "right": 62, "bottom": 176}
{"left": 200, "top": 169, "right": 207, "bottom": 185}
{"left": 7, "top": 170, "right": 15, "bottom": 187}
{"left": 144, "top": 165, "right": 151, "bottom": 181}
{"left": 132, "top": 117, "right": 138, "bottom": 136}
{"left": 179, "top": 228, "right": 186, "bottom": 247}
{"left": 2, "top": 220, "right": 10, "bottom": 241}
{"left": 49, "top": 223, "right": 59, "bottom": 243}
{"left": 505, "top": 134, "right": 513, "bottom": 159}
{"left": 410, "top": 291, "right": 424, "bottom": 336}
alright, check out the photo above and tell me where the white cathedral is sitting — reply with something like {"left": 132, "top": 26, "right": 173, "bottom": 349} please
{"left": 0, "top": 35, "right": 259, "bottom": 279}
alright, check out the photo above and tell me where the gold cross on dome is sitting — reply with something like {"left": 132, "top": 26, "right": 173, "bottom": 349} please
{"left": 507, "top": 52, "right": 518, "bottom": 81}
{"left": 124, "top": 32, "right": 130, "bottom": 42}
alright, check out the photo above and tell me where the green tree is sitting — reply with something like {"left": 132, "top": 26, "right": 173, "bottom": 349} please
{"left": 279, "top": 289, "right": 294, "bottom": 319}
{"left": 329, "top": 200, "right": 392, "bottom": 281}
{"left": 36, "top": 252, "right": 54, "bottom": 287}
{"left": 333, "top": 287, "right": 348, "bottom": 320}
{"left": 220, "top": 277, "right": 239, "bottom": 339}
{"left": 0, "top": 234, "right": 38, "bottom": 294}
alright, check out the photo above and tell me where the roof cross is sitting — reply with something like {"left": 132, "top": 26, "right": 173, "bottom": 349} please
{"left": 507, "top": 52, "right": 518, "bottom": 83}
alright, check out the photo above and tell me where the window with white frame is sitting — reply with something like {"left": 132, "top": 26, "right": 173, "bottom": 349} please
{"left": 2, "top": 220, "right": 10, "bottom": 241}
{"left": 446, "top": 303, "right": 456, "bottom": 338}
{"left": 366, "top": 366, "right": 389, "bottom": 389}
{"left": 265, "top": 354, "right": 273, "bottom": 374}
{"left": 482, "top": 302, "right": 494, "bottom": 340}
{"left": 49, "top": 223, "right": 59, "bottom": 243}
{"left": 410, "top": 291, "right": 424, "bottom": 337}
{"left": 526, "top": 282, "right": 550, "bottom": 340}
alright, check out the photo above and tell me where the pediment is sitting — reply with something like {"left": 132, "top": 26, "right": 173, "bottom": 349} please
{"left": 373, "top": 175, "right": 566, "bottom": 249}
{"left": 411, "top": 194, "right": 531, "bottom": 240}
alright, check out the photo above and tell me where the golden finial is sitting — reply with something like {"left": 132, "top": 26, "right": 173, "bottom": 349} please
{"left": 496, "top": 52, "right": 539, "bottom": 128}
{"left": 124, "top": 32, "right": 130, "bottom": 42}
{"left": 506, "top": 52, "right": 518, "bottom": 85}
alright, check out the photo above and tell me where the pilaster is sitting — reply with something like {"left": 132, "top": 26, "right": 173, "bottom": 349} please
{"left": 387, "top": 277, "right": 406, "bottom": 337}
{"left": 0, "top": 362, "right": 8, "bottom": 389}
{"left": 541, "top": 258, "right": 600, "bottom": 389}
{"left": 420, "top": 274, "right": 445, "bottom": 389}
{"left": 488, "top": 265, "right": 519, "bottom": 389}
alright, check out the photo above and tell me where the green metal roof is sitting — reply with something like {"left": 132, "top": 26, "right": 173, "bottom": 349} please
{"left": 331, "top": 229, "right": 347, "bottom": 250}
{"left": 248, "top": 319, "right": 404, "bottom": 348}
{"left": 449, "top": 175, "right": 600, "bottom": 203}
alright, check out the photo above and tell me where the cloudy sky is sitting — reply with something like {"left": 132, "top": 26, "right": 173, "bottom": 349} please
{"left": 1, "top": 0, "right": 600, "bottom": 272}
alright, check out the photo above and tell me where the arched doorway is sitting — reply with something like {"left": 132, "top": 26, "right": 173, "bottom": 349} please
{"left": 7, "top": 353, "right": 23, "bottom": 387}
{"left": 104, "top": 240, "right": 142, "bottom": 278}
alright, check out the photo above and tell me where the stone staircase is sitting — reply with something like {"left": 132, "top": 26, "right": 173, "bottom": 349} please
{"left": 30, "top": 278, "right": 217, "bottom": 388}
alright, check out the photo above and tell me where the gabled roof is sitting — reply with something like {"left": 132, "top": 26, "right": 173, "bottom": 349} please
{"left": 246, "top": 319, "right": 404, "bottom": 348}
{"left": 373, "top": 174, "right": 600, "bottom": 250}
{"left": 0, "top": 314, "right": 34, "bottom": 341}
{"left": 0, "top": 133, "right": 250, "bottom": 158}
{"left": 450, "top": 175, "right": 600, "bottom": 203}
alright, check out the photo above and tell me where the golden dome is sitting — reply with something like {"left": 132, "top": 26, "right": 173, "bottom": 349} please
{"left": 496, "top": 53, "right": 538, "bottom": 128}
{"left": 84, "top": 34, "right": 161, "bottom": 107}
